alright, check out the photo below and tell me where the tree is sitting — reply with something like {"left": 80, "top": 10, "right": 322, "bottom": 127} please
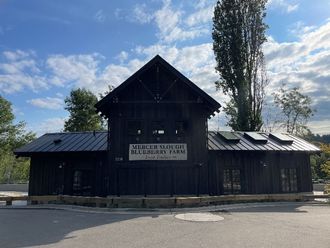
{"left": 212, "top": 0, "right": 268, "bottom": 131}
{"left": 64, "top": 88, "right": 104, "bottom": 132}
{"left": 273, "top": 86, "right": 315, "bottom": 135}
{"left": 0, "top": 95, "right": 35, "bottom": 183}
{"left": 310, "top": 143, "right": 330, "bottom": 180}
{"left": 304, "top": 131, "right": 330, "bottom": 144}
{"left": 99, "top": 84, "right": 115, "bottom": 99}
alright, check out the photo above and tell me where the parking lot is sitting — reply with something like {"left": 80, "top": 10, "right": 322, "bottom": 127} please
{"left": 0, "top": 202, "right": 329, "bottom": 248}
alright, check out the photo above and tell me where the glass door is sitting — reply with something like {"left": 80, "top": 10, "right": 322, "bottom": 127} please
{"left": 223, "top": 169, "right": 241, "bottom": 194}
{"left": 281, "top": 168, "right": 298, "bottom": 192}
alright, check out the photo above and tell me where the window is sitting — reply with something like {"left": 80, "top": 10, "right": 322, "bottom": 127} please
{"left": 281, "top": 168, "right": 298, "bottom": 192}
{"left": 72, "top": 170, "right": 93, "bottom": 196}
{"left": 223, "top": 169, "right": 241, "bottom": 194}
{"left": 73, "top": 170, "right": 82, "bottom": 191}
{"left": 152, "top": 121, "right": 165, "bottom": 135}
{"left": 128, "top": 121, "right": 142, "bottom": 136}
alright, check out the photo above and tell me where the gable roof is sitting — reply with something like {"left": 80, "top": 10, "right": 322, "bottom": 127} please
{"left": 15, "top": 131, "right": 319, "bottom": 157}
{"left": 95, "top": 55, "right": 221, "bottom": 117}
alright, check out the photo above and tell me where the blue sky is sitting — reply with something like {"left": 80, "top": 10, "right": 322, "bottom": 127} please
{"left": 1, "top": 0, "right": 330, "bottom": 135}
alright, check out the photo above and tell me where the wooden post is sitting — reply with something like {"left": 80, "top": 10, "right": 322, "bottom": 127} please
{"left": 197, "top": 165, "right": 201, "bottom": 197}
{"left": 170, "top": 165, "right": 174, "bottom": 197}
{"left": 207, "top": 160, "right": 211, "bottom": 196}
{"left": 116, "top": 165, "right": 120, "bottom": 197}
{"left": 143, "top": 167, "right": 147, "bottom": 197}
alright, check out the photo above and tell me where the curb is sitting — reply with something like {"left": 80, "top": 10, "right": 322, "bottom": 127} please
{"left": 0, "top": 201, "right": 327, "bottom": 215}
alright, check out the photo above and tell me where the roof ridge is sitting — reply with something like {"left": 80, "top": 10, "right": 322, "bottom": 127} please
{"left": 44, "top": 130, "right": 108, "bottom": 135}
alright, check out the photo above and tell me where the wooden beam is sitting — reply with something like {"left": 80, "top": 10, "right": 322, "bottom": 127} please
{"left": 138, "top": 78, "right": 155, "bottom": 99}
{"left": 113, "top": 100, "right": 203, "bottom": 104}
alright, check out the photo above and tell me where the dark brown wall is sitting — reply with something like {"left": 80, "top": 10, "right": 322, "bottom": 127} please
{"left": 28, "top": 149, "right": 313, "bottom": 196}
{"left": 208, "top": 151, "right": 313, "bottom": 195}
{"left": 29, "top": 152, "right": 107, "bottom": 196}
{"left": 106, "top": 63, "right": 210, "bottom": 195}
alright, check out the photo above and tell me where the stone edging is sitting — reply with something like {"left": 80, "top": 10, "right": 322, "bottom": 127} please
{"left": 2, "top": 193, "right": 329, "bottom": 208}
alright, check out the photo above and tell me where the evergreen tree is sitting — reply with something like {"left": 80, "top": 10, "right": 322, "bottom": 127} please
{"left": 212, "top": 0, "right": 268, "bottom": 131}
{"left": 64, "top": 88, "right": 104, "bottom": 132}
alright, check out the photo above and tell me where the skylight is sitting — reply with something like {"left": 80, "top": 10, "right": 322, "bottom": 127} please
{"left": 269, "top": 133, "right": 293, "bottom": 145}
{"left": 244, "top": 132, "right": 268, "bottom": 144}
{"left": 217, "top": 131, "right": 240, "bottom": 143}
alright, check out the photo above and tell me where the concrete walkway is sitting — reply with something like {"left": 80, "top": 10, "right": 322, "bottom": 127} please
{"left": 1, "top": 202, "right": 329, "bottom": 248}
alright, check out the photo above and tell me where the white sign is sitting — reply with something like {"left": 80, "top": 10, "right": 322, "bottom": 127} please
{"left": 129, "top": 143, "right": 187, "bottom": 161}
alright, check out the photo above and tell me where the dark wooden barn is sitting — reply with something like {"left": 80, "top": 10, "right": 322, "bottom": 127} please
{"left": 15, "top": 55, "right": 320, "bottom": 197}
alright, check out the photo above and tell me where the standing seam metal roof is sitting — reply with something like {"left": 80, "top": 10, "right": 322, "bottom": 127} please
{"left": 14, "top": 131, "right": 320, "bottom": 156}
{"left": 208, "top": 131, "right": 320, "bottom": 153}
{"left": 14, "top": 131, "right": 108, "bottom": 155}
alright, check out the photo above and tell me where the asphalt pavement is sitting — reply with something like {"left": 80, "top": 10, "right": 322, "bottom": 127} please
{"left": 0, "top": 202, "right": 329, "bottom": 248}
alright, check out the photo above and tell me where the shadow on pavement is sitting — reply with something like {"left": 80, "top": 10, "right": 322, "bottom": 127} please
{"left": 0, "top": 208, "right": 162, "bottom": 248}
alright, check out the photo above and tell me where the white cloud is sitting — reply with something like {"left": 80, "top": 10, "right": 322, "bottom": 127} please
{"left": 115, "top": 51, "right": 129, "bottom": 63}
{"left": 46, "top": 53, "right": 102, "bottom": 88}
{"left": 308, "top": 119, "right": 330, "bottom": 135}
{"left": 135, "top": 44, "right": 178, "bottom": 62}
{"left": 94, "top": 10, "right": 106, "bottom": 23}
{"left": 45, "top": 53, "right": 145, "bottom": 95}
{"left": 263, "top": 20, "right": 330, "bottom": 134}
{"left": 195, "top": 0, "right": 212, "bottom": 9}
{"left": 28, "top": 97, "right": 63, "bottom": 110}
{"left": 12, "top": 106, "right": 24, "bottom": 116}
{"left": 56, "top": 92, "right": 64, "bottom": 98}
{"left": 264, "top": 21, "right": 330, "bottom": 93}
{"left": 101, "top": 58, "right": 146, "bottom": 87}
{"left": 268, "top": 0, "right": 299, "bottom": 13}
{"left": 0, "top": 50, "right": 47, "bottom": 94}
{"left": 114, "top": 8, "right": 123, "bottom": 20}
{"left": 132, "top": 4, "right": 153, "bottom": 24}
{"left": 128, "top": 0, "right": 210, "bottom": 43}
{"left": 289, "top": 21, "right": 317, "bottom": 38}
{"left": 185, "top": 5, "right": 213, "bottom": 27}
{"left": 3, "top": 50, "right": 32, "bottom": 61}
{"left": 154, "top": 0, "right": 209, "bottom": 43}
{"left": 36, "top": 117, "right": 66, "bottom": 135}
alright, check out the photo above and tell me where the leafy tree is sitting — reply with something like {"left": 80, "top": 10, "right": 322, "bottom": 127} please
{"left": 0, "top": 95, "right": 35, "bottom": 183}
{"left": 273, "top": 86, "right": 315, "bottom": 135}
{"left": 212, "top": 0, "right": 268, "bottom": 131}
{"left": 310, "top": 144, "right": 330, "bottom": 180}
{"left": 0, "top": 95, "right": 15, "bottom": 148}
{"left": 64, "top": 88, "right": 104, "bottom": 132}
